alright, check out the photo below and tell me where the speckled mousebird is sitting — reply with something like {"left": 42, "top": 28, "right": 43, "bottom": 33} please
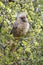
{"left": 10, "top": 12, "right": 30, "bottom": 37}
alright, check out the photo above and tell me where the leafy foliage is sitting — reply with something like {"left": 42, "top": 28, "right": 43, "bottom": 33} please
{"left": 0, "top": 0, "right": 43, "bottom": 65}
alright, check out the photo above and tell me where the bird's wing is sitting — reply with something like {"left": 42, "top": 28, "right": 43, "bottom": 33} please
{"left": 13, "top": 21, "right": 18, "bottom": 28}
{"left": 10, "top": 21, "right": 18, "bottom": 34}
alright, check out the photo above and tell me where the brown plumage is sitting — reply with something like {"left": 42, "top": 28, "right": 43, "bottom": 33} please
{"left": 11, "top": 12, "right": 30, "bottom": 37}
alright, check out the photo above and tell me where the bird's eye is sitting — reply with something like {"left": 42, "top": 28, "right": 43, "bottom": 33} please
{"left": 21, "top": 17, "right": 23, "bottom": 19}
{"left": 21, "top": 17, "right": 25, "bottom": 19}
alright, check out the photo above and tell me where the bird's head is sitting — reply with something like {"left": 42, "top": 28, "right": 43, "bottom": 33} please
{"left": 17, "top": 12, "right": 28, "bottom": 22}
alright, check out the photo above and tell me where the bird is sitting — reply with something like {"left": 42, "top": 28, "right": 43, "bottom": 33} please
{"left": 10, "top": 12, "right": 30, "bottom": 38}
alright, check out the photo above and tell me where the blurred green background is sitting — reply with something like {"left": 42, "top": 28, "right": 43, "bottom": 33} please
{"left": 0, "top": 0, "right": 43, "bottom": 65}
